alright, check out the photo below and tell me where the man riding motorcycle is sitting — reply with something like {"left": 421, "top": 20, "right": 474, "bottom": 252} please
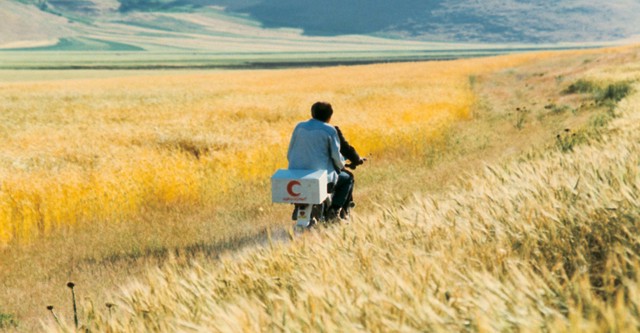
{"left": 287, "top": 101, "right": 364, "bottom": 220}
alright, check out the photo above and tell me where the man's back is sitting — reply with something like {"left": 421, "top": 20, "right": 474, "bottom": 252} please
{"left": 287, "top": 118, "right": 344, "bottom": 184}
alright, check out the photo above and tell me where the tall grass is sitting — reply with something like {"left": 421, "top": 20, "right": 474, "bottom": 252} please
{"left": 564, "top": 79, "right": 634, "bottom": 108}
{"left": 0, "top": 53, "right": 547, "bottom": 245}
{"left": 64, "top": 84, "right": 640, "bottom": 332}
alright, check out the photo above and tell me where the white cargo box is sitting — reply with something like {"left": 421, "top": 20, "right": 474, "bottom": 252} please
{"left": 271, "top": 169, "right": 328, "bottom": 205}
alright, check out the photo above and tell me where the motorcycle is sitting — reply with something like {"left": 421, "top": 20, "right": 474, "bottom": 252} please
{"left": 272, "top": 161, "right": 364, "bottom": 229}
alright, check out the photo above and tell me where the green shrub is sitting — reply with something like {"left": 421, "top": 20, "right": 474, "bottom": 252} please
{"left": 0, "top": 312, "right": 18, "bottom": 329}
{"left": 565, "top": 79, "right": 633, "bottom": 104}
{"left": 596, "top": 81, "right": 633, "bottom": 104}
{"left": 565, "top": 79, "right": 634, "bottom": 115}
{"left": 564, "top": 79, "right": 599, "bottom": 94}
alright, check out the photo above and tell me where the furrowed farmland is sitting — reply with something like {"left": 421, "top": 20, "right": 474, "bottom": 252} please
{"left": 0, "top": 45, "right": 639, "bottom": 331}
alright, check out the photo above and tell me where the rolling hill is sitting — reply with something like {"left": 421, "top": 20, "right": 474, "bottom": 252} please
{"left": 2, "top": 0, "right": 639, "bottom": 53}
{"left": 0, "top": 0, "right": 450, "bottom": 52}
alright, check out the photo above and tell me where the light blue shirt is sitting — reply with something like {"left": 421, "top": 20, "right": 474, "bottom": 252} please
{"left": 287, "top": 119, "right": 345, "bottom": 184}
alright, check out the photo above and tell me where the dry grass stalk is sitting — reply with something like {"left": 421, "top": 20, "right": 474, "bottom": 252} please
{"left": 59, "top": 85, "right": 640, "bottom": 332}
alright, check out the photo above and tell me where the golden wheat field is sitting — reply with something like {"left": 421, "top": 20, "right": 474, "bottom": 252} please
{"left": 43, "top": 46, "right": 639, "bottom": 332}
{"left": 0, "top": 52, "right": 549, "bottom": 246}
{"left": 1, "top": 45, "right": 639, "bottom": 332}
{"left": 72, "top": 90, "right": 640, "bottom": 332}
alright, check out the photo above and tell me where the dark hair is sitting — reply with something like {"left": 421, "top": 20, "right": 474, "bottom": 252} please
{"left": 311, "top": 102, "right": 333, "bottom": 122}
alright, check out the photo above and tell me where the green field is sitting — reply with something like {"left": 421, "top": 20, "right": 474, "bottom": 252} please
{"left": 0, "top": 45, "right": 599, "bottom": 70}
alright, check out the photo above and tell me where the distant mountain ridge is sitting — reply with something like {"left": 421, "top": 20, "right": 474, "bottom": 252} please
{"left": 108, "top": 0, "right": 640, "bottom": 43}
{"left": 238, "top": 0, "right": 640, "bottom": 43}
{"left": 2, "top": 0, "right": 639, "bottom": 51}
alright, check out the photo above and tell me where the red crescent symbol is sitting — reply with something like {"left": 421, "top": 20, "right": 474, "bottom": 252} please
{"left": 287, "top": 180, "right": 301, "bottom": 197}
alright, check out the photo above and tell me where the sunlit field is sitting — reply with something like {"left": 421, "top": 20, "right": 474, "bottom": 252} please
{"left": 0, "top": 53, "right": 546, "bottom": 245}
{"left": 50, "top": 47, "right": 640, "bottom": 332}
{"left": 74, "top": 87, "right": 640, "bottom": 332}
{"left": 1, "top": 45, "right": 638, "bottom": 331}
